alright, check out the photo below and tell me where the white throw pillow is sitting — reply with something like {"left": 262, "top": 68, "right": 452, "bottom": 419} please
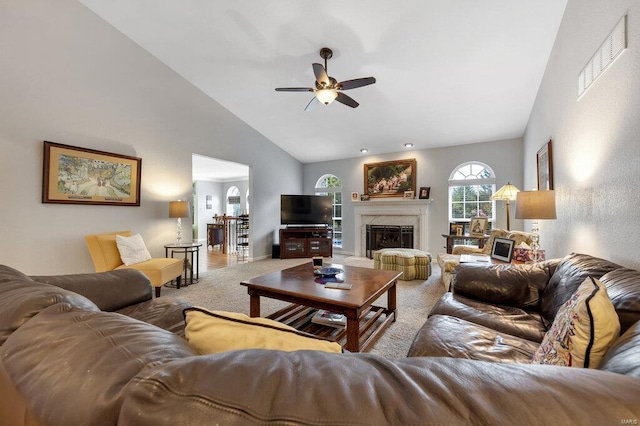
{"left": 116, "top": 233, "right": 152, "bottom": 266}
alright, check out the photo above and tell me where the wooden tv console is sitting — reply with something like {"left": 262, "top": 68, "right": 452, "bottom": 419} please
{"left": 279, "top": 227, "right": 333, "bottom": 259}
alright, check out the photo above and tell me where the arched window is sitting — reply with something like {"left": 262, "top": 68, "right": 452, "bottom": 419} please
{"left": 245, "top": 188, "right": 250, "bottom": 215}
{"left": 315, "top": 174, "right": 342, "bottom": 248}
{"left": 448, "top": 162, "right": 496, "bottom": 224}
{"left": 226, "top": 186, "right": 240, "bottom": 217}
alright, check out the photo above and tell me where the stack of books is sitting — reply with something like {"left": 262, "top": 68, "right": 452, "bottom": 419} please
{"left": 311, "top": 310, "right": 346, "bottom": 328}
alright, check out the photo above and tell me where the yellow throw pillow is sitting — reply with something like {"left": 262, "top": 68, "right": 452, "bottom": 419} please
{"left": 183, "top": 308, "right": 343, "bottom": 354}
{"left": 532, "top": 276, "right": 620, "bottom": 368}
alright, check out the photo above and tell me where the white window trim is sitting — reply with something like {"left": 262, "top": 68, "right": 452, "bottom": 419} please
{"left": 315, "top": 174, "right": 342, "bottom": 248}
{"left": 448, "top": 162, "right": 497, "bottom": 223}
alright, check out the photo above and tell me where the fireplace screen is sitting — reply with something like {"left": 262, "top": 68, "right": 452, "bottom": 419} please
{"left": 365, "top": 225, "right": 414, "bottom": 258}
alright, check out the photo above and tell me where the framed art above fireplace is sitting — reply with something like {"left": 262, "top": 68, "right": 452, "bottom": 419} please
{"left": 364, "top": 158, "right": 416, "bottom": 198}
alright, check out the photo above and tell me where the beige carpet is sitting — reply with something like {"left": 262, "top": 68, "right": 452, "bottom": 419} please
{"left": 161, "top": 256, "right": 446, "bottom": 359}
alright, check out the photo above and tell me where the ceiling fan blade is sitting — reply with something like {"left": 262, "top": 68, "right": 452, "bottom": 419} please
{"left": 304, "top": 96, "right": 320, "bottom": 111}
{"left": 335, "top": 92, "right": 359, "bottom": 108}
{"left": 275, "top": 87, "right": 314, "bottom": 92}
{"left": 312, "top": 63, "right": 330, "bottom": 87}
{"left": 336, "top": 77, "right": 376, "bottom": 90}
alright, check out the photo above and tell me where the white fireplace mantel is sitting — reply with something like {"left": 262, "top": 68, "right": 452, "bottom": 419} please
{"left": 354, "top": 199, "right": 432, "bottom": 257}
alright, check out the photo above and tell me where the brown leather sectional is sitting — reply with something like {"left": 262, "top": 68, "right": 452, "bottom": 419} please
{"left": 1, "top": 255, "right": 639, "bottom": 425}
{"left": 409, "top": 253, "right": 640, "bottom": 366}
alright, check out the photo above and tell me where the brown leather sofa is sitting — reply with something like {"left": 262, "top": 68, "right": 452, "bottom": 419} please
{"left": 1, "top": 257, "right": 640, "bottom": 425}
{"left": 410, "top": 253, "right": 640, "bottom": 367}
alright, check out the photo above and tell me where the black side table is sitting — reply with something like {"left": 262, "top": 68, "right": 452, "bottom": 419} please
{"left": 165, "top": 243, "right": 202, "bottom": 287}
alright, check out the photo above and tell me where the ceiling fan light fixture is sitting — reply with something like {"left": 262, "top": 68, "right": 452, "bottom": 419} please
{"left": 316, "top": 88, "right": 338, "bottom": 105}
{"left": 275, "top": 47, "right": 375, "bottom": 109}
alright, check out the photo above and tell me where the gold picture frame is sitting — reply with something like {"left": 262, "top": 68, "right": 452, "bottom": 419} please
{"left": 449, "top": 222, "right": 465, "bottom": 236}
{"left": 42, "top": 141, "right": 142, "bottom": 206}
{"left": 364, "top": 158, "right": 416, "bottom": 198}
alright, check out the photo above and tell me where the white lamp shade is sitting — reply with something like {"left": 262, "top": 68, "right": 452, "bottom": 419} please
{"left": 515, "top": 190, "right": 556, "bottom": 219}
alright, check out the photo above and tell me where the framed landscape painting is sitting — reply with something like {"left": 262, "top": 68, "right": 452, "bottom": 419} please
{"left": 364, "top": 158, "right": 416, "bottom": 198}
{"left": 42, "top": 141, "right": 142, "bottom": 206}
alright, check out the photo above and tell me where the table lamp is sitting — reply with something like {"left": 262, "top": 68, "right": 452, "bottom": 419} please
{"left": 515, "top": 190, "right": 556, "bottom": 262}
{"left": 491, "top": 182, "right": 520, "bottom": 231}
{"left": 169, "top": 200, "right": 190, "bottom": 245}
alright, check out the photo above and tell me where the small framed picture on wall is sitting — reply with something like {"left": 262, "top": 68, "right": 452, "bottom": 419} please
{"left": 537, "top": 140, "right": 553, "bottom": 190}
{"left": 351, "top": 192, "right": 359, "bottom": 201}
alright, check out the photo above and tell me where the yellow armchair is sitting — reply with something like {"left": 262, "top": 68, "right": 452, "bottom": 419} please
{"left": 84, "top": 231, "right": 183, "bottom": 297}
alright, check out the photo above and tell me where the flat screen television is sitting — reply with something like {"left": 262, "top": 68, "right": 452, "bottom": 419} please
{"left": 281, "top": 194, "right": 333, "bottom": 226}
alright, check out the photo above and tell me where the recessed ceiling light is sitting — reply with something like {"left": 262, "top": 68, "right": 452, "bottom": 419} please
{"left": 360, "top": 148, "right": 369, "bottom": 153}
{"left": 404, "top": 142, "right": 414, "bottom": 148}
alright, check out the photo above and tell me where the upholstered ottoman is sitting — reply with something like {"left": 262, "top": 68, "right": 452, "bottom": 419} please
{"left": 373, "top": 248, "right": 432, "bottom": 280}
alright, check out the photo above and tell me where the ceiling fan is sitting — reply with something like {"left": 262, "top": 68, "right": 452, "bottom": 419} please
{"left": 275, "top": 47, "right": 376, "bottom": 111}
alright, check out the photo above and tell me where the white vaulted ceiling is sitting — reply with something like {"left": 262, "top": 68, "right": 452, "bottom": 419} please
{"left": 79, "top": 0, "right": 567, "bottom": 163}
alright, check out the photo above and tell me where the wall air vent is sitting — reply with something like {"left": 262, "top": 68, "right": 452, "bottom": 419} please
{"left": 578, "top": 15, "right": 627, "bottom": 98}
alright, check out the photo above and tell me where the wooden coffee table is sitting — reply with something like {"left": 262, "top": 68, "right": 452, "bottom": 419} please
{"left": 241, "top": 263, "right": 402, "bottom": 352}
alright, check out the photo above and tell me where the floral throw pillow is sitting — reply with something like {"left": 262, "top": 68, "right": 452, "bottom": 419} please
{"left": 532, "top": 276, "right": 620, "bottom": 368}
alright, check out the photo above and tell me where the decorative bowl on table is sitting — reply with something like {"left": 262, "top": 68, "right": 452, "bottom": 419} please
{"left": 319, "top": 267, "right": 343, "bottom": 277}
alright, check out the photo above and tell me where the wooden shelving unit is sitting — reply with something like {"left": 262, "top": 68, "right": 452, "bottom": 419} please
{"left": 279, "top": 227, "right": 333, "bottom": 259}
{"left": 235, "top": 214, "right": 249, "bottom": 261}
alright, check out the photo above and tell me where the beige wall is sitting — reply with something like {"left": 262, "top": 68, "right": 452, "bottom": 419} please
{"left": 523, "top": 0, "right": 640, "bottom": 267}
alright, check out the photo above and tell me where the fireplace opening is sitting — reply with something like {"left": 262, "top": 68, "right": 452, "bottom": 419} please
{"left": 365, "top": 225, "right": 414, "bottom": 258}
